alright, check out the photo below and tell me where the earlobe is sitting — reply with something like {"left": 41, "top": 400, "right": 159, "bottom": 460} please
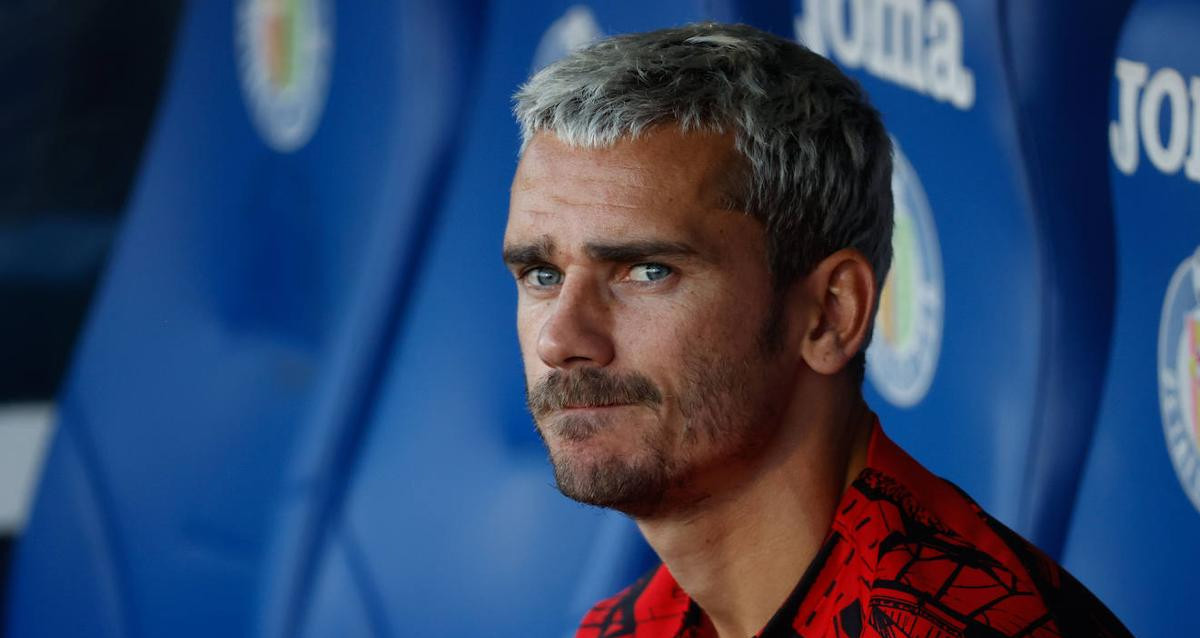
{"left": 800, "top": 249, "right": 877, "bottom": 376}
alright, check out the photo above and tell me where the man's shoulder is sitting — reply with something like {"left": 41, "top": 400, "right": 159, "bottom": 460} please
{"left": 840, "top": 434, "right": 1131, "bottom": 637}
{"left": 572, "top": 428, "right": 1131, "bottom": 638}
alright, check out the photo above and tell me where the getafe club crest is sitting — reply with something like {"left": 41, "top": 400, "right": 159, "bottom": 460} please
{"left": 236, "top": 0, "right": 334, "bottom": 152}
{"left": 1159, "top": 247, "right": 1200, "bottom": 512}
{"left": 866, "top": 141, "right": 944, "bottom": 408}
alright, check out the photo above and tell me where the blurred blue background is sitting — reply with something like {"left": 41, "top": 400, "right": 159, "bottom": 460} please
{"left": 1, "top": 0, "right": 1198, "bottom": 636}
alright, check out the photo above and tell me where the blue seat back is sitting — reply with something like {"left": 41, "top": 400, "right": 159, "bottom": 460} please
{"left": 5, "top": 1, "right": 482, "bottom": 635}
{"left": 791, "top": 0, "right": 1127, "bottom": 555}
{"left": 1062, "top": 1, "right": 1200, "bottom": 635}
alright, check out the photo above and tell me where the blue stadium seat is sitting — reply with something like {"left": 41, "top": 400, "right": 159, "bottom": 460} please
{"left": 1062, "top": 1, "right": 1200, "bottom": 635}
{"left": 5, "top": 0, "right": 483, "bottom": 635}
{"left": 305, "top": 3, "right": 794, "bottom": 636}
{"left": 791, "top": 0, "right": 1129, "bottom": 556}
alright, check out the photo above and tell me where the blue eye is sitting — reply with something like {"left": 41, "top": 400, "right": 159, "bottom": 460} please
{"left": 629, "top": 263, "right": 672, "bottom": 282}
{"left": 523, "top": 266, "right": 563, "bottom": 287}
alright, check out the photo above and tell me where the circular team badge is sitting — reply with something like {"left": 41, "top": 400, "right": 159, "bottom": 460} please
{"left": 866, "top": 141, "right": 944, "bottom": 408}
{"left": 531, "top": 5, "right": 603, "bottom": 72}
{"left": 1158, "top": 247, "right": 1200, "bottom": 511}
{"left": 236, "top": 0, "right": 334, "bottom": 152}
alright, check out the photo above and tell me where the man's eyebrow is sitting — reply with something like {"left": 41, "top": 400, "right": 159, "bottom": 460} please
{"left": 502, "top": 237, "right": 556, "bottom": 267}
{"left": 584, "top": 240, "right": 698, "bottom": 262}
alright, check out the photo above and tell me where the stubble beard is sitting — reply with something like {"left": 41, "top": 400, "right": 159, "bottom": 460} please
{"left": 527, "top": 313, "right": 783, "bottom": 518}
{"left": 546, "top": 422, "right": 673, "bottom": 517}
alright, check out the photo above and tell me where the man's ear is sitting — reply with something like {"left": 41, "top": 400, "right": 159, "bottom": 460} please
{"left": 798, "top": 249, "right": 877, "bottom": 376}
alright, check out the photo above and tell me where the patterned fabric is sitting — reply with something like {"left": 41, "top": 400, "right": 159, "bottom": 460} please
{"left": 576, "top": 425, "right": 1130, "bottom": 638}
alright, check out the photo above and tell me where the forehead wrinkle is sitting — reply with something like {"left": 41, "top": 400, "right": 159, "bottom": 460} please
{"left": 515, "top": 174, "right": 660, "bottom": 216}
{"left": 519, "top": 129, "right": 738, "bottom": 205}
{"left": 543, "top": 196, "right": 648, "bottom": 213}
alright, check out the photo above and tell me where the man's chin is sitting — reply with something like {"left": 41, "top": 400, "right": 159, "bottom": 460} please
{"left": 548, "top": 451, "right": 669, "bottom": 516}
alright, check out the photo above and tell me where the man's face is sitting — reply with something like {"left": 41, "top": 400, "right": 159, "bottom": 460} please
{"left": 504, "top": 128, "right": 794, "bottom": 516}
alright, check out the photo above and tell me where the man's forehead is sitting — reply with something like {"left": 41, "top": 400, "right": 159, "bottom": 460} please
{"left": 512, "top": 127, "right": 744, "bottom": 204}
{"left": 504, "top": 127, "right": 755, "bottom": 262}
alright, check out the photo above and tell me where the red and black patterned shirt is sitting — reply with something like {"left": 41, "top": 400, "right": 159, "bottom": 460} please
{"left": 576, "top": 425, "right": 1130, "bottom": 638}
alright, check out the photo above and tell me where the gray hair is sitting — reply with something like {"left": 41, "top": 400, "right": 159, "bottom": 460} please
{"left": 514, "top": 22, "right": 893, "bottom": 380}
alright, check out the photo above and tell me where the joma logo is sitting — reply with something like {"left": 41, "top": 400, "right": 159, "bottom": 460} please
{"left": 1110, "top": 58, "right": 1200, "bottom": 181}
{"left": 794, "top": 0, "right": 975, "bottom": 110}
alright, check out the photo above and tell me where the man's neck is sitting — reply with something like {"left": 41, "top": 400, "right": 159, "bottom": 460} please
{"left": 635, "top": 392, "right": 873, "bottom": 638}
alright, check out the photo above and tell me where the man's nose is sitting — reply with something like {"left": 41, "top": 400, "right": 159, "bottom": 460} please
{"left": 537, "top": 277, "right": 615, "bottom": 369}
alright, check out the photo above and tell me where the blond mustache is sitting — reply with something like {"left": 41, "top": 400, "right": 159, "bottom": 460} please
{"left": 527, "top": 367, "right": 662, "bottom": 418}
